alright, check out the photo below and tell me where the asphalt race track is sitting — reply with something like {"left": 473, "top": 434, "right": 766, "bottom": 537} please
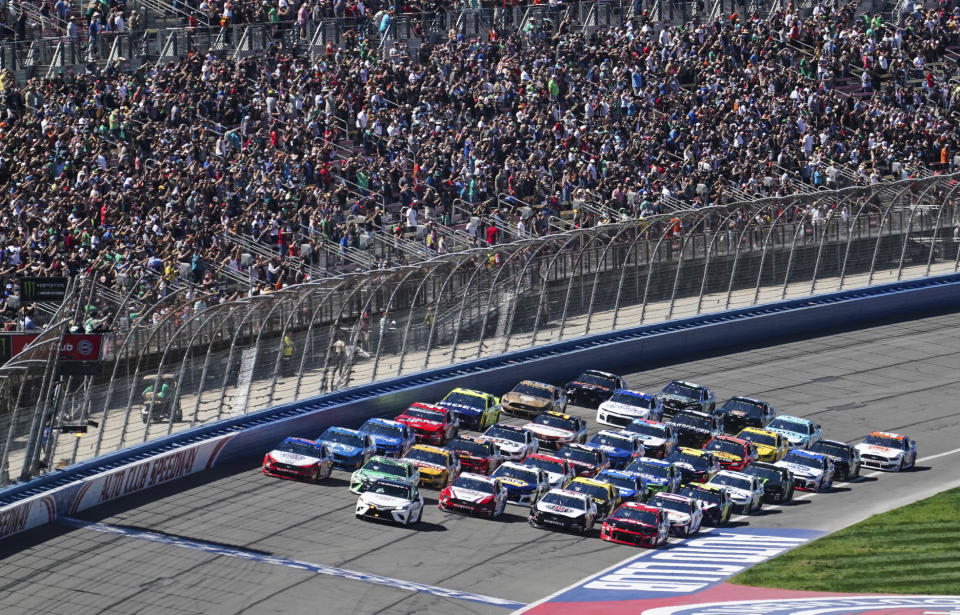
{"left": 2, "top": 311, "right": 960, "bottom": 615}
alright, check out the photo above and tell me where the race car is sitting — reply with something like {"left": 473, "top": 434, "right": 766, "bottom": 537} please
{"left": 775, "top": 449, "right": 834, "bottom": 492}
{"left": 521, "top": 411, "right": 588, "bottom": 451}
{"left": 765, "top": 415, "right": 822, "bottom": 449}
{"left": 355, "top": 478, "right": 424, "bottom": 526}
{"left": 716, "top": 396, "right": 776, "bottom": 434}
{"left": 523, "top": 453, "right": 576, "bottom": 489}
{"left": 601, "top": 502, "right": 671, "bottom": 548}
{"left": 742, "top": 461, "right": 795, "bottom": 503}
{"left": 500, "top": 381, "right": 567, "bottom": 419}
{"left": 597, "top": 389, "right": 664, "bottom": 427}
{"left": 596, "top": 469, "right": 647, "bottom": 502}
{"left": 677, "top": 483, "right": 733, "bottom": 526}
{"left": 587, "top": 430, "right": 645, "bottom": 470}
{"left": 565, "top": 370, "right": 623, "bottom": 408}
{"left": 317, "top": 426, "right": 377, "bottom": 470}
{"left": 403, "top": 444, "right": 461, "bottom": 488}
{"left": 625, "top": 457, "right": 682, "bottom": 497}
{"left": 529, "top": 489, "right": 598, "bottom": 534}
{"left": 565, "top": 476, "right": 622, "bottom": 520}
{"left": 554, "top": 443, "right": 610, "bottom": 477}
{"left": 649, "top": 492, "right": 704, "bottom": 537}
{"left": 667, "top": 410, "right": 724, "bottom": 449}
{"left": 395, "top": 403, "right": 459, "bottom": 446}
{"left": 623, "top": 418, "right": 678, "bottom": 459}
{"left": 702, "top": 435, "right": 758, "bottom": 471}
{"left": 736, "top": 427, "right": 789, "bottom": 462}
{"left": 811, "top": 439, "right": 862, "bottom": 480}
{"left": 436, "top": 388, "right": 501, "bottom": 432}
{"left": 665, "top": 447, "right": 722, "bottom": 484}
{"left": 446, "top": 435, "right": 503, "bottom": 474}
{"left": 855, "top": 431, "right": 917, "bottom": 472}
{"left": 358, "top": 418, "right": 416, "bottom": 458}
{"left": 657, "top": 380, "right": 716, "bottom": 418}
{"left": 706, "top": 470, "right": 764, "bottom": 514}
{"left": 481, "top": 423, "right": 539, "bottom": 461}
{"left": 350, "top": 456, "right": 420, "bottom": 494}
{"left": 491, "top": 462, "right": 550, "bottom": 505}
{"left": 438, "top": 472, "right": 508, "bottom": 518}
{"left": 262, "top": 437, "right": 334, "bottom": 483}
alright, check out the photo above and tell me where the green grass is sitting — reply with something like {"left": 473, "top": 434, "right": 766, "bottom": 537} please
{"left": 732, "top": 486, "right": 960, "bottom": 594}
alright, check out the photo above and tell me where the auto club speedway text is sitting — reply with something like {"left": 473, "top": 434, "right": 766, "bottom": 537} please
{"left": 584, "top": 532, "right": 810, "bottom": 593}
{"left": 98, "top": 447, "right": 199, "bottom": 503}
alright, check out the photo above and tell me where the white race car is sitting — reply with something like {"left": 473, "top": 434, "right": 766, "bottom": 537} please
{"left": 855, "top": 431, "right": 917, "bottom": 471}
{"left": 481, "top": 423, "right": 539, "bottom": 461}
{"left": 355, "top": 478, "right": 425, "bottom": 526}
{"left": 706, "top": 470, "right": 764, "bottom": 514}
{"left": 528, "top": 489, "right": 598, "bottom": 534}
{"left": 649, "top": 492, "right": 704, "bottom": 537}
{"left": 597, "top": 389, "right": 664, "bottom": 427}
{"left": 439, "top": 472, "right": 508, "bottom": 518}
{"left": 775, "top": 449, "right": 835, "bottom": 492}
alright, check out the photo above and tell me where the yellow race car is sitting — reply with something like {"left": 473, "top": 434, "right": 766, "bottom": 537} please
{"left": 736, "top": 427, "right": 789, "bottom": 462}
{"left": 403, "top": 445, "right": 461, "bottom": 488}
{"left": 565, "top": 476, "right": 622, "bottom": 521}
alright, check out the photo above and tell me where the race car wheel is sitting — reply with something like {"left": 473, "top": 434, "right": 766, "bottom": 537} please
{"left": 494, "top": 499, "right": 505, "bottom": 518}
{"left": 852, "top": 463, "right": 861, "bottom": 479}
{"left": 310, "top": 468, "right": 320, "bottom": 483}
{"left": 897, "top": 459, "right": 904, "bottom": 472}
{"left": 409, "top": 507, "right": 422, "bottom": 526}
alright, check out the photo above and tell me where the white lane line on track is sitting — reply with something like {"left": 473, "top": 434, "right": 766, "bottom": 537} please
{"left": 59, "top": 517, "right": 526, "bottom": 610}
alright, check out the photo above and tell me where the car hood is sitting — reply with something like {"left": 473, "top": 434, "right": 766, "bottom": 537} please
{"left": 438, "top": 402, "right": 483, "bottom": 416}
{"left": 671, "top": 461, "right": 705, "bottom": 474}
{"left": 535, "top": 501, "right": 586, "bottom": 517}
{"left": 497, "top": 476, "right": 536, "bottom": 490}
{"left": 660, "top": 394, "right": 696, "bottom": 404}
{"left": 638, "top": 473, "right": 669, "bottom": 485}
{"left": 591, "top": 444, "right": 631, "bottom": 457}
{"left": 268, "top": 451, "right": 321, "bottom": 466}
{"left": 502, "top": 393, "right": 550, "bottom": 407}
{"left": 776, "top": 461, "right": 822, "bottom": 478}
{"left": 607, "top": 517, "right": 659, "bottom": 531}
{"left": 446, "top": 487, "right": 491, "bottom": 503}
{"left": 753, "top": 444, "right": 777, "bottom": 457}
{"left": 324, "top": 442, "right": 362, "bottom": 456}
{"left": 711, "top": 451, "right": 744, "bottom": 463}
{"left": 542, "top": 471, "right": 567, "bottom": 487}
{"left": 397, "top": 417, "right": 444, "bottom": 432}
{"left": 366, "top": 435, "right": 403, "bottom": 447}
{"left": 767, "top": 428, "right": 806, "bottom": 442}
{"left": 485, "top": 437, "right": 525, "bottom": 451}
{"left": 630, "top": 434, "right": 667, "bottom": 447}
{"left": 569, "top": 381, "right": 611, "bottom": 392}
{"left": 408, "top": 460, "right": 448, "bottom": 474}
{"left": 855, "top": 444, "right": 902, "bottom": 459}
{"left": 524, "top": 424, "right": 574, "bottom": 439}
{"left": 599, "top": 401, "right": 651, "bottom": 417}
{"left": 664, "top": 510, "right": 692, "bottom": 524}
{"left": 358, "top": 492, "right": 412, "bottom": 508}
{"left": 718, "top": 486, "right": 755, "bottom": 501}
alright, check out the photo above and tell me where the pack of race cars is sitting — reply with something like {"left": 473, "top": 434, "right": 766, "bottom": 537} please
{"left": 261, "top": 371, "right": 919, "bottom": 544}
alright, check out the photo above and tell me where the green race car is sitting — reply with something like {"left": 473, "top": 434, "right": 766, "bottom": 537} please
{"left": 350, "top": 456, "right": 420, "bottom": 494}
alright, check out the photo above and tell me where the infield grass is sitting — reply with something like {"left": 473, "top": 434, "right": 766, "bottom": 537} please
{"left": 732, "top": 486, "right": 960, "bottom": 594}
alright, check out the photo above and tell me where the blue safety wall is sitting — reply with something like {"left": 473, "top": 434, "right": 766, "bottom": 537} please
{"left": 2, "top": 272, "right": 959, "bottom": 509}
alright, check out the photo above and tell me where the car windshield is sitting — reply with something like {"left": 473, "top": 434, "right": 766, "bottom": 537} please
{"left": 540, "top": 492, "right": 587, "bottom": 509}
{"left": 361, "top": 422, "right": 404, "bottom": 438}
{"left": 739, "top": 431, "right": 777, "bottom": 447}
{"left": 863, "top": 435, "right": 903, "bottom": 449}
{"left": 321, "top": 430, "right": 363, "bottom": 447}
{"left": 406, "top": 448, "right": 449, "bottom": 466}
{"left": 567, "top": 481, "right": 610, "bottom": 500}
{"left": 452, "top": 476, "right": 493, "bottom": 493}
{"left": 662, "top": 382, "right": 701, "bottom": 399}
{"left": 494, "top": 465, "right": 538, "bottom": 483}
{"left": 576, "top": 372, "right": 618, "bottom": 387}
{"left": 525, "top": 457, "right": 564, "bottom": 474}
{"left": 679, "top": 486, "right": 721, "bottom": 505}
{"left": 710, "top": 474, "right": 754, "bottom": 491}
{"left": 442, "top": 392, "right": 486, "bottom": 409}
{"left": 533, "top": 414, "right": 578, "bottom": 431}
{"left": 671, "top": 414, "right": 711, "bottom": 429}
{"left": 811, "top": 441, "right": 849, "bottom": 457}
{"left": 608, "top": 392, "right": 654, "bottom": 408}
{"left": 368, "top": 482, "right": 411, "bottom": 499}
{"left": 449, "top": 438, "right": 492, "bottom": 457}
{"left": 612, "top": 507, "right": 659, "bottom": 525}
{"left": 666, "top": 450, "right": 710, "bottom": 471}
{"left": 782, "top": 451, "right": 823, "bottom": 468}
{"left": 719, "top": 398, "right": 764, "bottom": 417}
{"left": 653, "top": 496, "right": 692, "bottom": 513}
{"left": 600, "top": 474, "right": 638, "bottom": 491}
{"left": 628, "top": 461, "right": 669, "bottom": 478}
{"left": 512, "top": 383, "right": 551, "bottom": 398}
{"left": 590, "top": 434, "right": 632, "bottom": 450}
{"left": 364, "top": 459, "right": 407, "bottom": 477}
{"left": 484, "top": 426, "right": 525, "bottom": 443}
{"left": 769, "top": 418, "right": 809, "bottom": 434}
{"left": 276, "top": 441, "right": 320, "bottom": 457}
{"left": 744, "top": 466, "right": 780, "bottom": 483}
{"left": 556, "top": 447, "right": 598, "bottom": 465}
{"left": 704, "top": 439, "right": 744, "bottom": 456}
{"left": 626, "top": 422, "right": 667, "bottom": 439}
{"left": 403, "top": 406, "right": 445, "bottom": 422}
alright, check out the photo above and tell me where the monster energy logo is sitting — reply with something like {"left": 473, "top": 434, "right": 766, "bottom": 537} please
{"left": 18, "top": 277, "right": 67, "bottom": 302}
{"left": 20, "top": 280, "right": 37, "bottom": 301}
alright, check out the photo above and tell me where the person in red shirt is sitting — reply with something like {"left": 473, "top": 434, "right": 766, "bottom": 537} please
{"left": 485, "top": 224, "right": 498, "bottom": 245}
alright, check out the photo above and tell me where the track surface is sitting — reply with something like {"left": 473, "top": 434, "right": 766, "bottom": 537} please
{"left": 2, "top": 311, "right": 960, "bottom": 615}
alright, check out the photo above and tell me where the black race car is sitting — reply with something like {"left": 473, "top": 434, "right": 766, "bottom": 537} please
{"left": 565, "top": 370, "right": 623, "bottom": 408}
{"left": 716, "top": 396, "right": 776, "bottom": 434}
{"left": 667, "top": 410, "right": 724, "bottom": 449}
{"left": 657, "top": 380, "right": 716, "bottom": 419}
{"left": 666, "top": 448, "right": 722, "bottom": 484}
{"left": 677, "top": 483, "right": 732, "bottom": 527}
{"left": 742, "top": 462, "right": 795, "bottom": 504}
{"left": 810, "top": 439, "right": 862, "bottom": 481}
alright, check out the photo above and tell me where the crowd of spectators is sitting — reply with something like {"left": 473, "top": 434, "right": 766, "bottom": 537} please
{"left": 1, "top": 0, "right": 960, "bottom": 333}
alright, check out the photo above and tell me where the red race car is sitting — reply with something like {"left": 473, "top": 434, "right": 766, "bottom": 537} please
{"left": 396, "top": 402, "right": 459, "bottom": 446}
{"left": 446, "top": 435, "right": 503, "bottom": 474}
{"left": 702, "top": 435, "right": 757, "bottom": 472}
{"left": 601, "top": 502, "right": 670, "bottom": 548}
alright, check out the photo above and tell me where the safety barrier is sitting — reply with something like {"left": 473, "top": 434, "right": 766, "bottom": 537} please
{"left": 1, "top": 272, "right": 959, "bottom": 539}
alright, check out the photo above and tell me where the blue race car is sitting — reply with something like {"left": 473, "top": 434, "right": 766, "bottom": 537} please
{"left": 316, "top": 426, "right": 377, "bottom": 470}
{"left": 587, "top": 430, "right": 645, "bottom": 470}
{"left": 595, "top": 469, "right": 647, "bottom": 502}
{"left": 766, "top": 415, "right": 822, "bottom": 449}
{"left": 358, "top": 418, "right": 416, "bottom": 458}
{"left": 625, "top": 457, "right": 682, "bottom": 497}
{"left": 491, "top": 462, "right": 550, "bottom": 505}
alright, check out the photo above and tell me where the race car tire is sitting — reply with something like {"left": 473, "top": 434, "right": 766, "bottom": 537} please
{"left": 852, "top": 463, "right": 860, "bottom": 479}
{"left": 819, "top": 478, "right": 832, "bottom": 493}
{"left": 409, "top": 507, "right": 422, "bottom": 526}
{"left": 897, "top": 459, "right": 904, "bottom": 472}
{"left": 310, "top": 468, "right": 320, "bottom": 483}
